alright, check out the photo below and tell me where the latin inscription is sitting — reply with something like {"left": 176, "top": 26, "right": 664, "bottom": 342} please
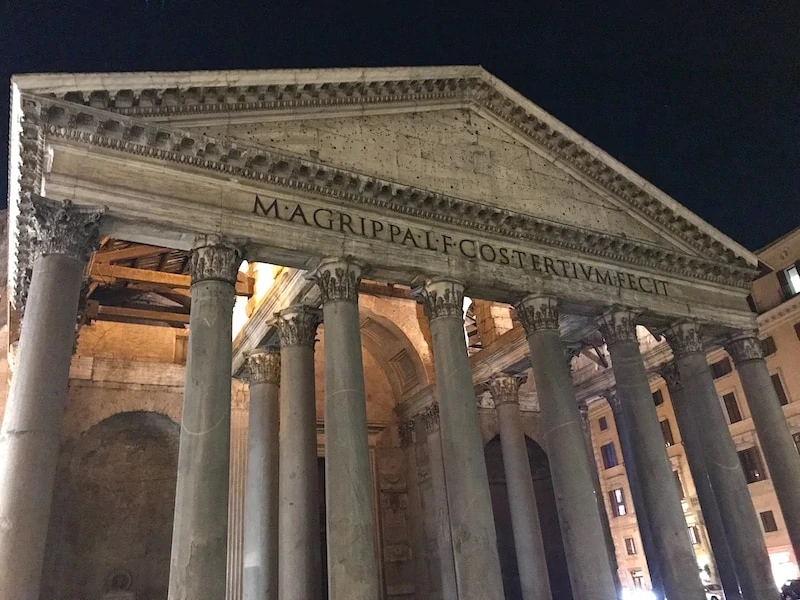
{"left": 253, "top": 196, "right": 670, "bottom": 296}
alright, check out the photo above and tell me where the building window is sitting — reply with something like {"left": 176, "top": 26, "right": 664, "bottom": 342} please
{"left": 601, "top": 442, "right": 619, "bottom": 469}
{"left": 688, "top": 525, "right": 700, "bottom": 545}
{"left": 674, "top": 470, "right": 685, "bottom": 499}
{"left": 795, "top": 322, "right": 800, "bottom": 340}
{"left": 598, "top": 416, "right": 608, "bottom": 431}
{"left": 722, "top": 392, "right": 743, "bottom": 424}
{"left": 772, "top": 374, "right": 789, "bottom": 406}
{"left": 760, "top": 510, "right": 779, "bottom": 533}
{"left": 660, "top": 419, "right": 675, "bottom": 446}
{"left": 609, "top": 487, "right": 627, "bottom": 517}
{"left": 652, "top": 389, "right": 664, "bottom": 406}
{"left": 761, "top": 336, "right": 777, "bottom": 356}
{"left": 710, "top": 358, "right": 733, "bottom": 379}
{"left": 793, "top": 432, "right": 800, "bottom": 455}
{"left": 779, "top": 263, "right": 800, "bottom": 300}
{"left": 630, "top": 570, "right": 645, "bottom": 589}
{"left": 624, "top": 537, "right": 637, "bottom": 555}
{"left": 738, "top": 446, "right": 768, "bottom": 483}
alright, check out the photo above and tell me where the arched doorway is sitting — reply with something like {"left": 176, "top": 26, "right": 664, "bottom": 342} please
{"left": 42, "top": 411, "right": 179, "bottom": 600}
{"left": 485, "top": 435, "right": 573, "bottom": 600}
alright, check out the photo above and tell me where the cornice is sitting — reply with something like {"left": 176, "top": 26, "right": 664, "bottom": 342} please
{"left": 8, "top": 89, "right": 758, "bottom": 308}
{"left": 21, "top": 72, "right": 755, "bottom": 270}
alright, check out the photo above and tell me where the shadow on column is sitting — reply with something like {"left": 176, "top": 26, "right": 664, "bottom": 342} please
{"left": 485, "top": 435, "right": 573, "bottom": 600}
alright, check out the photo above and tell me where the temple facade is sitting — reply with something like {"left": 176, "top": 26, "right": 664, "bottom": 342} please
{"left": 1, "top": 66, "right": 798, "bottom": 600}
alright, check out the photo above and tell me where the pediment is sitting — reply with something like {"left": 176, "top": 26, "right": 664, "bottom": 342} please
{"left": 9, "top": 66, "right": 761, "bottom": 309}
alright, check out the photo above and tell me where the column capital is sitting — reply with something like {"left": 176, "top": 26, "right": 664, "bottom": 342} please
{"left": 245, "top": 348, "right": 281, "bottom": 385}
{"left": 312, "top": 257, "right": 364, "bottom": 304}
{"left": 660, "top": 362, "right": 682, "bottom": 393}
{"left": 664, "top": 321, "right": 704, "bottom": 358}
{"left": 421, "top": 402, "right": 441, "bottom": 433}
{"left": 399, "top": 419, "right": 417, "bottom": 448}
{"left": 486, "top": 374, "right": 526, "bottom": 407}
{"left": 514, "top": 295, "right": 559, "bottom": 334}
{"left": 724, "top": 330, "right": 763, "bottom": 364}
{"left": 31, "top": 195, "right": 105, "bottom": 262}
{"left": 597, "top": 309, "right": 640, "bottom": 345}
{"left": 275, "top": 305, "right": 321, "bottom": 347}
{"left": 190, "top": 243, "right": 243, "bottom": 285}
{"left": 603, "top": 388, "right": 621, "bottom": 415}
{"left": 414, "top": 278, "right": 465, "bottom": 321}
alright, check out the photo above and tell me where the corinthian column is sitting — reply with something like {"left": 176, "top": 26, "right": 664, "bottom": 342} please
{"left": 515, "top": 295, "right": 616, "bottom": 599}
{"left": 416, "top": 279, "right": 505, "bottom": 600}
{"left": 598, "top": 311, "right": 705, "bottom": 600}
{"left": 169, "top": 242, "right": 242, "bottom": 600}
{"left": 311, "top": 258, "right": 379, "bottom": 599}
{"left": 726, "top": 331, "right": 800, "bottom": 566}
{"left": 242, "top": 348, "right": 281, "bottom": 600}
{"left": 664, "top": 323, "right": 777, "bottom": 600}
{"left": 487, "top": 375, "right": 551, "bottom": 600}
{"left": 0, "top": 197, "right": 103, "bottom": 600}
{"left": 276, "top": 305, "right": 322, "bottom": 600}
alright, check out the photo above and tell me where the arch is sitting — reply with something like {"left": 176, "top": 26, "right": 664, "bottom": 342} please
{"left": 42, "top": 411, "right": 179, "bottom": 600}
{"left": 484, "top": 434, "right": 573, "bottom": 600}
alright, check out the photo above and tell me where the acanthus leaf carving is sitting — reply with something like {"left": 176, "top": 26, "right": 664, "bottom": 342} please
{"left": 245, "top": 348, "right": 281, "bottom": 385}
{"left": 275, "top": 305, "right": 321, "bottom": 348}
{"left": 514, "top": 295, "right": 559, "bottom": 333}
{"left": 725, "top": 331, "right": 764, "bottom": 364}
{"left": 414, "top": 279, "right": 465, "bottom": 321}
{"left": 31, "top": 195, "right": 105, "bottom": 263}
{"left": 190, "top": 244, "right": 242, "bottom": 285}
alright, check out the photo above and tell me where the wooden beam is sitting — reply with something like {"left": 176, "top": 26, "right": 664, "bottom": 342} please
{"left": 91, "top": 263, "right": 253, "bottom": 296}
{"left": 94, "top": 244, "right": 167, "bottom": 263}
{"left": 86, "top": 301, "right": 190, "bottom": 325}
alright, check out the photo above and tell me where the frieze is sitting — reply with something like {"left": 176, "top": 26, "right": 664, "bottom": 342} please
{"left": 190, "top": 244, "right": 242, "bottom": 285}
{"left": 515, "top": 296, "right": 559, "bottom": 333}
{"left": 7, "top": 90, "right": 759, "bottom": 311}
{"left": 415, "top": 279, "right": 465, "bottom": 321}
{"left": 275, "top": 305, "right": 321, "bottom": 347}
{"left": 663, "top": 322, "right": 704, "bottom": 358}
{"left": 245, "top": 349, "right": 281, "bottom": 385}
{"left": 312, "top": 258, "right": 363, "bottom": 304}
{"left": 34, "top": 74, "right": 751, "bottom": 269}
{"left": 725, "top": 332, "right": 764, "bottom": 364}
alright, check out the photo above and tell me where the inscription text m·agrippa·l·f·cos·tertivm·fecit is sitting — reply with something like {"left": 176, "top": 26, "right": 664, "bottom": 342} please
{"left": 252, "top": 196, "right": 670, "bottom": 296}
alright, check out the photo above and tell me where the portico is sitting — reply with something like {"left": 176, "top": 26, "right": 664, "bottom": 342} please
{"left": 1, "top": 66, "right": 790, "bottom": 600}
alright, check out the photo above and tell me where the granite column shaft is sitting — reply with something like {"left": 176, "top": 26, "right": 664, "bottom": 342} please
{"left": 276, "top": 306, "right": 322, "bottom": 600}
{"left": 313, "top": 258, "right": 379, "bottom": 599}
{"left": 243, "top": 349, "right": 281, "bottom": 600}
{"left": 0, "top": 198, "right": 102, "bottom": 600}
{"left": 515, "top": 296, "right": 617, "bottom": 599}
{"left": 169, "top": 243, "right": 242, "bottom": 600}
{"left": 416, "top": 279, "right": 505, "bottom": 600}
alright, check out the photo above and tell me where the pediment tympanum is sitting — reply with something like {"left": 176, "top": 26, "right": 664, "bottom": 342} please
{"left": 8, "top": 66, "right": 760, "bottom": 329}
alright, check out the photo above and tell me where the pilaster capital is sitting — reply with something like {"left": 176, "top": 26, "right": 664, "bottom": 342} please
{"left": 245, "top": 348, "right": 281, "bottom": 385}
{"left": 421, "top": 402, "right": 441, "bottom": 433}
{"left": 414, "top": 278, "right": 465, "bottom": 321}
{"left": 725, "top": 330, "right": 764, "bottom": 364}
{"left": 312, "top": 257, "right": 364, "bottom": 304}
{"left": 514, "top": 295, "right": 559, "bottom": 334}
{"left": 486, "top": 374, "right": 526, "bottom": 407}
{"left": 275, "top": 305, "right": 321, "bottom": 347}
{"left": 31, "top": 195, "right": 105, "bottom": 262}
{"left": 663, "top": 321, "right": 704, "bottom": 357}
{"left": 603, "top": 389, "right": 621, "bottom": 415}
{"left": 660, "top": 362, "right": 682, "bottom": 393}
{"left": 597, "top": 309, "right": 640, "bottom": 345}
{"left": 399, "top": 419, "right": 417, "bottom": 448}
{"left": 190, "top": 243, "right": 243, "bottom": 285}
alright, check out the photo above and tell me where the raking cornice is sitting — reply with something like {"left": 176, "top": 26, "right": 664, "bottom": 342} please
{"left": 8, "top": 91, "right": 759, "bottom": 310}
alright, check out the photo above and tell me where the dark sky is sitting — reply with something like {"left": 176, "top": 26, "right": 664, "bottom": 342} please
{"left": 2, "top": 1, "right": 798, "bottom": 251}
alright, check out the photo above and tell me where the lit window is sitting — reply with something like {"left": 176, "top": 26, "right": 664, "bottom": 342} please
{"left": 760, "top": 510, "right": 779, "bottom": 533}
{"left": 738, "top": 446, "right": 768, "bottom": 483}
{"left": 710, "top": 358, "right": 733, "bottom": 379}
{"left": 722, "top": 393, "right": 743, "bottom": 424}
{"left": 660, "top": 419, "right": 675, "bottom": 446}
{"left": 772, "top": 374, "right": 789, "bottom": 406}
{"left": 688, "top": 525, "right": 700, "bottom": 545}
{"left": 599, "top": 416, "right": 608, "bottom": 431}
{"left": 624, "top": 537, "right": 637, "bottom": 555}
{"left": 630, "top": 570, "right": 645, "bottom": 589}
{"left": 601, "top": 442, "right": 619, "bottom": 469}
{"left": 780, "top": 264, "right": 800, "bottom": 300}
{"left": 609, "top": 487, "right": 627, "bottom": 517}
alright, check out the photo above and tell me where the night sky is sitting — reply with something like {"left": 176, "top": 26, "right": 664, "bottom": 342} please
{"left": 1, "top": 1, "right": 798, "bottom": 251}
